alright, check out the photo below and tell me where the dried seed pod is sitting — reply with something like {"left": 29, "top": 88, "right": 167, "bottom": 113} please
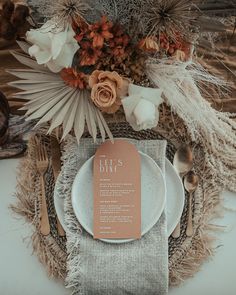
{"left": 0, "top": 91, "right": 10, "bottom": 145}
{"left": 0, "top": 131, "right": 8, "bottom": 146}
{"left": 2, "top": 0, "right": 14, "bottom": 20}
{"left": 0, "top": 18, "right": 16, "bottom": 39}
{"left": 0, "top": 115, "right": 8, "bottom": 139}
{"left": 16, "top": 20, "right": 31, "bottom": 38}
{"left": 11, "top": 4, "right": 30, "bottom": 27}
{"left": 0, "top": 2, "right": 31, "bottom": 40}
{"left": 0, "top": 91, "right": 10, "bottom": 117}
{"left": 130, "top": 64, "right": 136, "bottom": 71}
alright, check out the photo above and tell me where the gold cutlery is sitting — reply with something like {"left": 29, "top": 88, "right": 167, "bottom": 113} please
{"left": 35, "top": 139, "right": 50, "bottom": 236}
{"left": 172, "top": 144, "right": 193, "bottom": 238}
{"left": 184, "top": 172, "right": 199, "bottom": 237}
{"left": 50, "top": 136, "right": 66, "bottom": 237}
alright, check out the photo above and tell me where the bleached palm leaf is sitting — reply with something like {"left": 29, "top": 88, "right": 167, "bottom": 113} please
{"left": 16, "top": 41, "right": 32, "bottom": 54}
{"left": 8, "top": 42, "right": 113, "bottom": 143}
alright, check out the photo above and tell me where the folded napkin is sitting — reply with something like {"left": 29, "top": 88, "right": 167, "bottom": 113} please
{"left": 58, "top": 136, "right": 168, "bottom": 295}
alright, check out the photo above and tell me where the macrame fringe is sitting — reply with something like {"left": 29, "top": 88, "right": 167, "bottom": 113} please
{"left": 168, "top": 178, "right": 224, "bottom": 286}
{"left": 54, "top": 136, "right": 84, "bottom": 294}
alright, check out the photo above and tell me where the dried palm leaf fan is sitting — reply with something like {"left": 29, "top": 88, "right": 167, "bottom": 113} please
{"left": 8, "top": 41, "right": 114, "bottom": 144}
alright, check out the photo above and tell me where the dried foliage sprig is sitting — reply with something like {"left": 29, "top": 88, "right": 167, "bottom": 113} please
{"left": 54, "top": 0, "right": 91, "bottom": 25}
{"left": 146, "top": 59, "right": 236, "bottom": 165}
{"left": 140, "top": 0, "right": 193, "bottom": 40}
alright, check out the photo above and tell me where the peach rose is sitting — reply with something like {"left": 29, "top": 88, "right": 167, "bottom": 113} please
{"left": 89, "top": 70, "right": 129, "bottom": 114}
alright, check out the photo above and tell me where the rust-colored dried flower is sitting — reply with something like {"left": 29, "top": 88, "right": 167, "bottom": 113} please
{"left": 60, "top": 67, "right": 88, "bottom": 89}
{"left": 73, "top": 20, "right": 89, "bottom": 42}
{"left": 159, "top": 32, "right": 191, "bottom": 58}
{"left": 89, "top": 15, "right": 113, "bottom": 48}
{"left": 179, "top": 41, "right": 191, "bottom": 58}
{"left": 109, "top": 24, "right": 130, "bottom": 58}
{"left": 79, "top": 41, "right": 102, "bottom": 66}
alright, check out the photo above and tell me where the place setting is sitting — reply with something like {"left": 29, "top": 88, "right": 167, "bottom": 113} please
{"left": 54, "top": 137, "right": 187, "bottom": 240}
{"left": 10, "top": 122, "right": 215, "bottom": 292}
{"left": 1, "top": 0, "right": 236, "bottom": 294}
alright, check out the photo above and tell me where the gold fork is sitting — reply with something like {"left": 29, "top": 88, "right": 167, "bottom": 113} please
{"left": 35, "top": 138, "right": 50, "bottom": 236}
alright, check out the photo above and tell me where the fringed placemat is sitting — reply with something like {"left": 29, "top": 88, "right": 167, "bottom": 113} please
{"left": 11, "top": 116, "right": 234, "bottom": 287}
{"left": 11, "top": 134, "right": 67, "bottom": 280}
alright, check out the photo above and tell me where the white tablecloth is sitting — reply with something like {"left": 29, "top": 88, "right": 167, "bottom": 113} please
{"left": 0, "top": 159, "right": 236, "bottom": 295}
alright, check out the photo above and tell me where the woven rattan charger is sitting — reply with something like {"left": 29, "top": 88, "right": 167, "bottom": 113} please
{"left": 12, "top": 116, "right": 220, "bottom": 287}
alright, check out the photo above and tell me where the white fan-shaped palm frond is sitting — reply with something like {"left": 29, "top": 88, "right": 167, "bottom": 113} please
{"left": 8, "top": 41, "right": 113, "bottom": 143}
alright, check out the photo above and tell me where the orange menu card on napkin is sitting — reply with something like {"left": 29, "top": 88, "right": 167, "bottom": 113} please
{"left": 93, "top": 139, "right": 141, "bottom": 240}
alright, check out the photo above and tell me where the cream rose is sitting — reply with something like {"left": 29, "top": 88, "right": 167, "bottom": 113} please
{"left": 26, "top": 20, "right": 79, "bottom": 73}
{"left": 122, "top": 84, "right": 163, "bottom": 131}
{"left": 89, "top": 70, "right": 128, "bottom": 114}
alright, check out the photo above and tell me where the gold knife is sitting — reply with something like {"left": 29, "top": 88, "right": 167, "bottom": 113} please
{"left": 50, "top": 136, "right": 66, "bottom": 237}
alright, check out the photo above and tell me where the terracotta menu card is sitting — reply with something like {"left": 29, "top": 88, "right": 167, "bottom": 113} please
{"left": 93, "top": 139, "right": 141, "bottom": 240}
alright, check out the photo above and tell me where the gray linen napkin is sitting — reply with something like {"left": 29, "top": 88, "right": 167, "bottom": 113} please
{"left": 59, "top": 137, "right": 168, "bottom": 295}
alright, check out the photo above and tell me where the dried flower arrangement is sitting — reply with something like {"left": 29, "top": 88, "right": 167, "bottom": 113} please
{"left": 5, "top": 0, "right": 236, "bottom": 165}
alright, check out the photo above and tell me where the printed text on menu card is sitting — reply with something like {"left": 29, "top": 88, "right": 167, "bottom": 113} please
{"left": 93, "top": 139, "right": 141, "bottom": 239}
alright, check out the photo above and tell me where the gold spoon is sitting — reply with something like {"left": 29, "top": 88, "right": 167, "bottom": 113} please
{"left": 172, "top": 144, "right": 193, "bottom": 238}
{"left": 184, "top": 172, "right": 199, "bottom": 237}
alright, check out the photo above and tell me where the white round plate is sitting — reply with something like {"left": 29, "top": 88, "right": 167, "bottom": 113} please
{"left": 54, "top": 158, "right": 185, "bottom": 238}
{"left": 71, "top": 151, "right": 166, "bottom": 243}
{"left": 165, "top": 159, "right": 185, "bottom": 236}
